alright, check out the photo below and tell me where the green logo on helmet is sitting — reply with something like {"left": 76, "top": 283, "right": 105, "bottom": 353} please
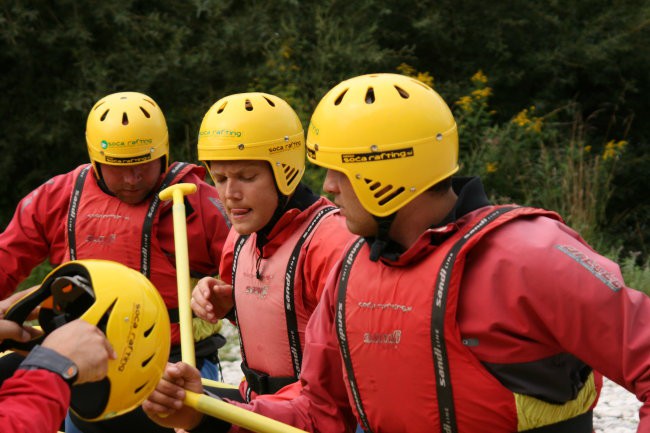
{"left": 99, "top": 138, "right": 153, "bottom": 148}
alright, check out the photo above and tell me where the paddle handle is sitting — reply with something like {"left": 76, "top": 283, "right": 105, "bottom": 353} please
{"left": 184, "top": 390, "right": 308, "bottom": 433}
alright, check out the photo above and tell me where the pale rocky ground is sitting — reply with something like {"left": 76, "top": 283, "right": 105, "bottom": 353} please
{"left": 217, "top": 321, "right": 641, "bottom": 432}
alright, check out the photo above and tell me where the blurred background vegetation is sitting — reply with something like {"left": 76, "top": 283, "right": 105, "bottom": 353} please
{"left": 1, "top": 0, "right": 648, "bottom": 292}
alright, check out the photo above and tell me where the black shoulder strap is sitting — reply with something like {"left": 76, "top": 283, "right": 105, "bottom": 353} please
{"left": 140, "top": 161, "right": 188, "bottom": 277}
{"left": 231, "top": 234, "right": 250, "bottom": 369}
{"left": 67, "top": 165, "right": 92, "bottom": 260}
{"left": 284, "top": 205, "right": 337, "bottom": 377}
{"left": 336, "top": 237, "right": 372, "bottom": 432}
{"left": 430, "top": 206, "right": 517, "bottom": 433}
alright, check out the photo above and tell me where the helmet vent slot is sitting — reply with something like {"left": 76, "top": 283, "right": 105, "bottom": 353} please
{"left": 365, "top": 178, "right": 405, "bottom": 205}
{"left": 139, "top": 107, "right": 151, "bottom": 118}
{"left": 96, "top": 299, "right": 117, "bottom": 335}
{"left": 141, "top": 353, "right": 154, "bottom": 367}
{"left": 245, "top": 99, "right": 253, "bottom": 111}
{"left": 373, "top": 184, "right": 392, "bottom": 197}
{"left": 334, "top": 89, "right": 348, "bottom": 105}
{"left": 122, "top": 112, "right": 129, "bottom": 126}
{"left": 143, "top": 323, "right": 154, "bottom": 338}
{"left": 263, "top": 96, "right": 276, "bottom": 107}
{"left": 365, "top": 87, "right": 375, "bottom": 104}
{"left": 217, "top": 102, "right": 227, "bottom": 114}
{"left": 378, "top": 186, "right": 405, "bottom": 205}
{"left": 100, "top": 109, "right": 110, "bottom": 121}
{"left": 394, "top": 85, "right": 410, "bottom": 99}
{"left": 284, "top": 164, "right": 299, "bottom": 185}
{"left": 134, "top": 381, "right": 148, "bottom": 394}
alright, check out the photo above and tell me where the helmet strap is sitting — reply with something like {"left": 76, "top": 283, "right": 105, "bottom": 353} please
{"left": 254, "top": 182, "right": 318, "bottom": 277}
{"left": 368, "top": 215, "right": 396, "bottom": 262}
{"left": 254, "top": 187, "right": 289, "bottom": 279}
{"left": 93, "top": 165, "right": 117, "bottom": 198}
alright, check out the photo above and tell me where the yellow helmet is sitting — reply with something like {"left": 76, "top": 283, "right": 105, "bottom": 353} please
{"left": 4, "top": 260, "right": 171, "bottom": 421}
{"left": 86, "top": 92, "right": 169, "bottom": 176}
{"left": 197, "top": 92, "right": 305, "bottom": 196}
{"left": 306, "top": 73, "right": 458, "bottom": 217}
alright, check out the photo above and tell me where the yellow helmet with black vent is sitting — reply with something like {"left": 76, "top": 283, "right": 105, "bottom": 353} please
{"left": 4, "top": 259, "right": 171, "bottom": 421}
{"left": 86, "top": 92, "right": 169, "bottom": 177}
{"left": 306, "top": 73, "right": 458, "bottom": 217}
{"left": 197, "top": 92, "right": 305, "bottom": 196}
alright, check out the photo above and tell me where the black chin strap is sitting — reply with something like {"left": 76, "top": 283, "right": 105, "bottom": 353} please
{"left": 368, "top": 215, "right": 396, "bottom": 262}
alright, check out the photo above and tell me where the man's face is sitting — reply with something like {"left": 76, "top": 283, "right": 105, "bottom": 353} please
{"left": 208, "top": 160, "right": 279, "bottom": 235}
{"left": 99, "top": 158, "right": 162, "bottom": 204}
{"left": 323, "top": 169, "right": 377, "bottom": 237}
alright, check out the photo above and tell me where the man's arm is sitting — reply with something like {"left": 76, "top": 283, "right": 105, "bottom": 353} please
{"left": 0, "top": 319, "right": 115, "bottom": 433}
{"left": 0, "top": 368, "right": 71, "bottom": 433}
{"left": 0, "top": 171, "right": 74, "bottom": 298}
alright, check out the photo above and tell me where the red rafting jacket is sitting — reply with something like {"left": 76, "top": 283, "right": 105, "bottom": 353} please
{"left": 231, "top": 205, "right": 650, "bottom": 433}
{"left": 219, "top": 195, "right": 356, "bottom": 401}
{"left": 0, "top": 369, "right": 70, "bottom": 433}
{"left": 0, "top": 162, "right": 230, "bottom": 345}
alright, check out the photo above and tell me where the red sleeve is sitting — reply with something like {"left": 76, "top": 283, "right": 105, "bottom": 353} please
{"left": 460, "top": 215, "right": 650, "bottom": 430}
{"left": 229, "top": 257, "right": 357, "bottom": 433}
{"left": 0, "top": 170, "right": 74, "bottom": 297}
{"left": 0, "top": 369, "right": 70, "bottom": 433}
{"left": 300, "top": 210, "right": 357, "bottom": 309}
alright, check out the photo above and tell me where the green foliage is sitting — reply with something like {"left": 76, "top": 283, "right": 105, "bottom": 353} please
{"left": 16, "top": 261, "right": 52, "bottom": 292}
{"left": 451, "top": 70, "right": 632, "bottom": 253}
{"left": 619, "top": 253, "right": 650, "bottom": 296}
{"left": 0, "top": 0, "right": 648, "bottom": 262}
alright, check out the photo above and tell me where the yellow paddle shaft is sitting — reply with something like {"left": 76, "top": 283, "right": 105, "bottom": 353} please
{"left": 159, "top": 183, "right": 197, "bottom": 367}
{"left": 184, "top": 390, "right": 308, "bottom": 433}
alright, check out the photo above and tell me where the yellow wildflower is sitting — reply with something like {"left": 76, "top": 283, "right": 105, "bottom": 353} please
{"left": 471, "top": 70, "right": 488, "bottom": 84}
{"left": 530, "top": 118, "right": 543, "bottom": 133}
{"left": 456, "top": 95, "right": 474, "bottom": 112}
{"left": 471, "top": 87, "right": 493, "bottom": 100}
{"left": 396, "top": 64, "right": 434, "bottom": 87}
{"left": 397, "top": 63, "right": 416, "bottom": 77}
{"left": 512, "top": 108, "right": 531, "bottom": 127}
{"left": 281, "top": 44, "right": 292, "bottom": 59}
{"left": 603, "top": 141, "right": 617, "bottom": 161}
{"left": 602, "top": 140, "right": 627, "bottom": 161}
{"left": 512, "top": 106, "right": 542, "bottom": 133}
{"left": 416, "top": 71, "right": 434, "bottom": 87}
{"left": 486, "top": 162, "right": 498, "bottom": 173}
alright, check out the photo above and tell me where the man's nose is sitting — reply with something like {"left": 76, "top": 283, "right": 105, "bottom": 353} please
{"left": 122, "top": 167, "right": 143, "bottom": 183}
{"left": 224, "top": 180, "right": 240, "bottom": 199}
{"left": 323, "top": 169, "right": 339, "bottom": 194}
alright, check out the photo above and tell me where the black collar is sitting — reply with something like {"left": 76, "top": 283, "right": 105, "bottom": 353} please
{"left": 435, "top": 177, "right": 491, "bottom": 227}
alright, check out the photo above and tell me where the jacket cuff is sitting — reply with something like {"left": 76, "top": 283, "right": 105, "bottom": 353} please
{"left": 18, "top": 344, "right": 78, "bottom": 386}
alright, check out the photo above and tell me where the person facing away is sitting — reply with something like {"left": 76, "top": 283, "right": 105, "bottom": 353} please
{"left": 143, "top": 73, "right": 650, "bottom": 433}
{"left": 0, "top": 92, "right": 231, "bottom": 432}
{"left": 188, "top": 92, "right": 356, "bottom": 404}
{"left": 0, "top": 319, "right": 115, "bottom": 433}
